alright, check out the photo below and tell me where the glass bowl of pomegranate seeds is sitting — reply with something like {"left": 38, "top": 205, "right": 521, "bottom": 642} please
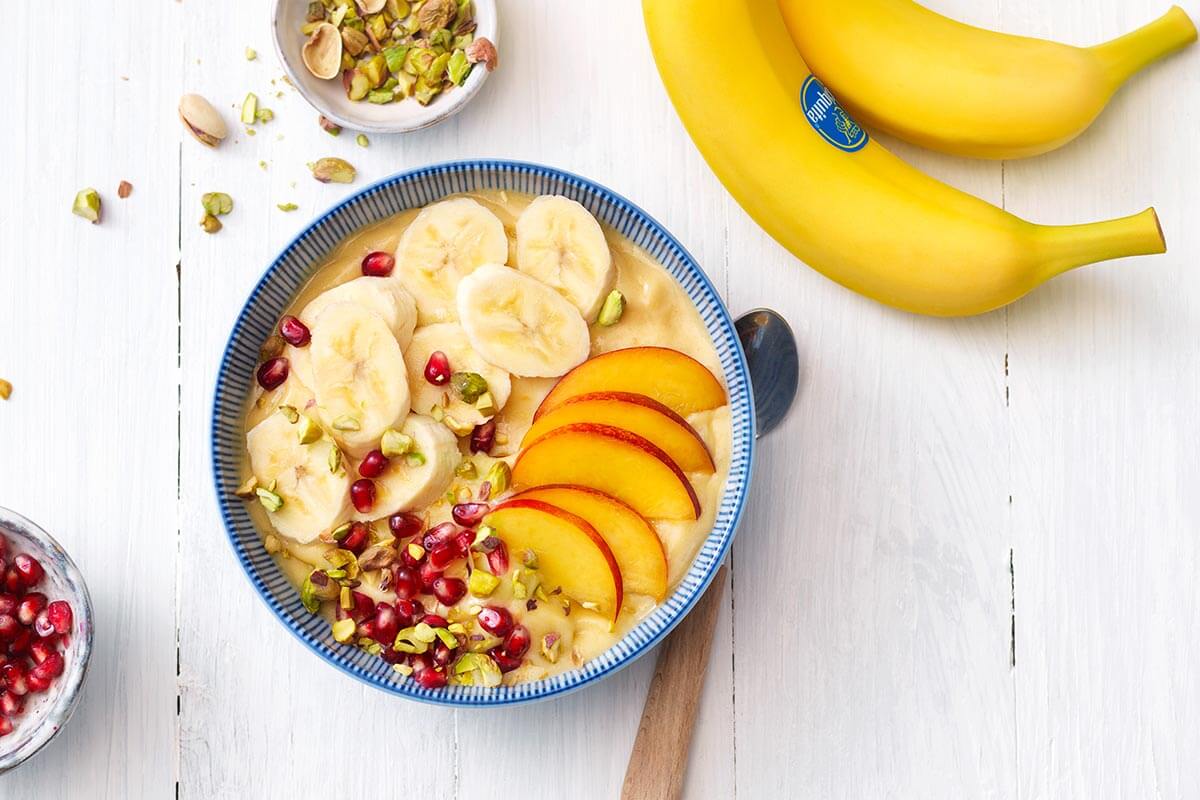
{"left": 0, "top": 507, "right": 93, "bottom": 772}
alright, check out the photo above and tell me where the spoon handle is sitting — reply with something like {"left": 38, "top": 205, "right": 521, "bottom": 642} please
{"left": 621, "top": 564, "right": 728, "bottom": 800}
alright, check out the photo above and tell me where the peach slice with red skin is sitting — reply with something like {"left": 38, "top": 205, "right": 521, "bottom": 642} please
{"left": 483, "top": 498, "right": 623, "bottom": 619}
{"left": 514, "top": 485, "right": 668, "bottom": 601}
{"left": 533, "top": 347, "right": 726, "bottom": 421}
{"left": 512, "top": 423, "right": 701, "bottom": 520}
{"left": 522, "top": 391, "right": 715, "bottom": 473}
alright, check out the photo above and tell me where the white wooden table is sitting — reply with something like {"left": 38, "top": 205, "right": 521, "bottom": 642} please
{"left": 1, "top": 1, "right": 1197, "bottom": 797}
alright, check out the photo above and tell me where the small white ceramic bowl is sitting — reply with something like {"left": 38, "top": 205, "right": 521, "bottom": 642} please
{"left": 272, "top": 0, "right": 498, "bottom": 134}
{"left": 0, "top": 507, "right": 93, "bottom": 773}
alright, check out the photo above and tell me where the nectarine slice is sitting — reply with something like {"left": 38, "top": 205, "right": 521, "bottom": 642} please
{"left": 512, "top": 423, "right": 701, "bottom": 520}
{"left": 534, "top": 347, "right": 725, "bottom": 420}
{"left": 522, "top": 392, "right": 715, "bottom": 473}
{"left": 514, "top": 485, "right": 668, "bottom": 601}
{"left": 484, "top": 498, "right": 623, "bottom": 619}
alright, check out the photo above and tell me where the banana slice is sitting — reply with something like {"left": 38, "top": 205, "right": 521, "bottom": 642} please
{"left": 246, "top": 410, "right": 351, "bottom": 543}
{"left": 395, "top": 198, "right": 509, "bottom": 325}
{"left": 354, "top": 414, "right": 460, "bottom": 520}
{"left": 404, "top": 323, "right": 511, "bottom": 426}
{"left": 309, "top": 302, "right": 410, "bottom": 457}
{"left": 456, "top": 264, "right": 591, "bottom": 378}
{"left": 515, "top": 195, "right": 616, "bottom": 320}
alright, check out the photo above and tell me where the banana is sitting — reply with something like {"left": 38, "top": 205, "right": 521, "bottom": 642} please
{"left": 395, "top": 197, "right": 509, "bottom": 325}
{"left": 404, "top": 322, "right": 512, "bottom": 426}
{"left": 515, "top": 195, "right": 616, "bottom": 320}
{"left": 246, "top": 409, "right": 351, "bottom": 543}
{"left": 778, "top": 0, "right": 1196, "bottom": 159}
{"left": 288, "top": 276, "right": 418, "bottom": 390}
{"left": 456, "top": 264, "right": 591, "bottom": 377}
{"left": 352, "top": 414, "right": 459, "bottom": 520}
{"left": 643, "top": 0, "right": 1167, "bottom": 316}
{"left": 308, "top": 302, "right": 410, "bottom": 457}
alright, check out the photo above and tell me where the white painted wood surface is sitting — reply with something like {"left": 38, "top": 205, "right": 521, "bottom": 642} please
{"left": 0, "top": 0, "right": 1196, "bottom": 797}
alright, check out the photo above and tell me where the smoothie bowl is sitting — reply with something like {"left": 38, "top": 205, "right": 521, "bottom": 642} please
{"left": 212, "top": 161, "right": 754, "bottom": 705}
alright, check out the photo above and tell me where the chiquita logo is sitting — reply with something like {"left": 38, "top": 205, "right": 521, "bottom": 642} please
{"left": 800, "top": 75, "right": 868, "bottom": 153}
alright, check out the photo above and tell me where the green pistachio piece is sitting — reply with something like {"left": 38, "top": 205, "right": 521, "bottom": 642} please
{"left": 455, "top": 459, "right": 477, "bottom": 479}
{"left": 511, "top": 572, "right": 528, "bottom": 600}
{"left": 447, "top": 49, "right": 470, "bottom": 85}
{"left": 406, "top": 451, "right": 426, "bottom": 467}
{"left": 245, "top": 46, "right": 258, "bottom": 60}
{"left": 367, "top": 89, "right": 395, "bottom": 104}
{"left": 356, "top": 133, "right": 370, "bottom": 148}
{"left": 299, "top": 576, "right": 320, "bottom": 613}
{"left": 332, "top": 414, "right": 361, "bottom": 431}
{"left": 406, "top": 542, "right": 425, "bottom": 561}
{"left": 403, "top": 46, "right": 437, "bottom": 76}
{"left": 256, "top": 487, "right": 284, "bottom": 512}
{"left": 434, "top": 627, "right": 459, "bottom": 648}
{"left": 443, "top": 414, "right": 474, "bottom": 437}
{"left": 331, "top": 522, "right": 353, "bottom": 542}
{"left": 241, "top": 93, "right": 258, "bottom": 124}
{"left": 380, "top": 429, "right": 414, "bottom": 457}
{"left": 296, "top": 415, "right": 322, "bottom": 443}
{"left": 362, "top": 53, "right": 389, "bottom": 87}
{"left": 72, "top": 188, "right": 101, "bottom": 224}
{"left": 311, "top": 157, "right": 357, "bottom": 184}
{"left": 452, "top": 33, "right": 474, "bottom": 51}
{"left": 324, "top": 548, "right": 356, "bottom": 569}
{"left": 277, "top": 405, "right": 300, "bottom": 423}
{"left": 264, "top": 534, "right": 282, "bottom": 554}
{"left": 306, "top": 1, "right": 325, "bottom": 22}
{"left": 425, "top": 51, "right": 451, "bottom": 80}
{"left": 256, "top": 107, "right": 275, "bottom": 123}
{"left": 307, "top": 569, "right": 342, "bottom": 600}
{"left": 413, "top": 77, "right": 441, "bottom": 105}
{"left": 449, "top": 371, "right": 488, "bottom": 404}
{"left": 428, "top": 28, "right": 452, "bottom": 50}
{"left": 384, "top": 44, "right": 410, "bottom": 73}
{"left": 319, "top": 115, "right": 342, "bottom": 135}
{"left": 328, "top": 444, "right": 344, "bottom": 474}
{"left": 416, "top": 0, "right": 456, "bottom": 33}
{"left": 369, "top": 13, "right": 389, "bottom": 41}
{"left": 329, "top": 4, "right": 349, "bottom": 26}
{"left": 597, "top": 290, "right": 625, "bottom": 326}
{"left": 201, "top": 192, "right": 234, "bottom": 216}
{"left": 341, "top": 26, "right": 369, "bottom": 56}
{"left": 541, "top": 632, "right": 561, "bottom": 663}
{"left": 393, "top": 663, "right": 414, "bottom": 676}
{"left": 483, "top": 461, "right": 510, "bottom": 496}
{"left": 200, "top": 213, "right": 222, "bottom": 234}
{"left": 473, "top": 391, "right": 496, "bottom": 418}
{"left": 468, "top": 570, "right": 500, "bottom": 597}
{"left": 348, "top": 70, "right": 371, "bottom": 101}
{"left": 331, "top": 618, "right": 356, "bottom": 643}
{"left": 429, "top": 404, "right": 445, "bottom": 423}
{"left": 278, "top": 202, "right": 299, "bottom": 212}
{"left": 392, "top": 70, "right": 417, "bottom": 98}
{"left": 234, "top": 475, "right": 259, "bottom": 499}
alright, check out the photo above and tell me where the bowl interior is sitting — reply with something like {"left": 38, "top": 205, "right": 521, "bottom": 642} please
{"left": 272, "top": 0, "right": 497, "bottom": 133}
{"left": 212, "top": 161, "right": 755, "bottom": 706}
{"left": 0, "top": 507, "right": 93, "bottom": 772}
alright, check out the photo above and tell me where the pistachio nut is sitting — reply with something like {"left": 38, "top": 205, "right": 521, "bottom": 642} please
{"left": 256, "top": 486, "right": 284, "bottom": 512}
{"left": 416, "top": 0, "right": 456, "bottom": 33}
{"left": 331, "top": 618, "right": 357, "bottom": 643}
{"left": 447, "top": 49, "right": 471, "bottom": 85}
{"left": 234, "top": 475, "right": 259, "bottom": 498}
{"left": 297, "top": 415, "right": 322, "bottom": 444}
{"left": 356, "top": 133, "right": 370, "bottom": 147}
{"left": 310, "top": 157, "right": 356, "bottom": 184}
{"left": 200, "top": 213, "right": 222, "bottom": 234}
{"left": 380, "top": 429, "right": 413, "bottom": 457}
{"left": 277, "top": 202, "right": 299, "bottom": 212}
{"left": 318, "top": 115, "right": 342, "bottom": 136}
{"left": 465, "top": 37, "right": 497, "bottom": 71}
{"left": 72, "top": 189, "right": 101, "bottom": 225}
{"left": 302, "top": 22, "right": 344, "bottom": 80}
{"left": 245, "top": 47, "right": 258, "bottom": 61}
{"left": 259, "top": 334, "right": 286, "bottom": 360}
{"left": 179, "top": 93, "right": 228, "bottom": 147}
{"left": 201, "top": 192, "right": 233, "bottom": 216}
{"left": 597, "top": 289, "right": 626, "bottom": 326}
{"left": 341, "top": 26, "right": 370, "bottom": 57}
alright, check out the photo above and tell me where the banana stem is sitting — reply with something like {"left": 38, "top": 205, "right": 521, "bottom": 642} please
{"left": 1091, "top": 6, "right": 1197, "bottom": 86}
{"left": 1036, "top": 208, "right": 1166, "bottom": 279}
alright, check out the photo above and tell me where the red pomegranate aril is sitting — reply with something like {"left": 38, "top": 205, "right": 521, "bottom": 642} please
{"left": 46, "top": 600, "right": 73, "bottom": 635}
{"left": 350, "top": 479, "right": 377, "bottom": 513}
{"left": 469, "top": 420, "right": 496, "bottom": 454}
{"left": 422, "top": 521, "right": 457, "bottom": 551}
{"left": 279, "top": 315, "right": 311, "bottom": 347}
{"left": 410, "top": 652, "right": 433, "bottom": 673}
{"left": 2, "top": 664, "right": 27, "bottom": 696}
{"left": 0, "top": 615, "right": 17, "bottom": 641}
{"left": 1, "top": 568, "right": 24, "bottom": 595}
{"left": 33, "top": 609, "right": 55, "bottom": 639}
{"left": 0, "top": 715, "right": 11, "bottom": 737}
{"left": 379, "top": 646, "right": 405, "bottom": 665}
{"left": 256, "top": 357, "right": 290, "bottom": 391}
{"left": 490, "top": 648, "right": 523, "bottom": 674}
{"left": 485, "top": 540, "right": 509, "bottom": 576}
{"left": 388, "top": 512, "right": 423, "bottom": 540}
{"left": 424, "top": 351, "right": 450, "bottom": 385}
{"left": 395, "top": 599, "right": 422, "bottom": 626}
{"left": 432, "top": 642, "right": 454, "bottom": 667}
{"left": 503, "top": 624, "right": 531, "bottom": 658}
{"left": 477, "top": 606, "right": 513, "bottom": 638}
{"left": 428, "top": 544, "right": 457, "bottom": 571}
{"left": 0, "top": 691, "right": 22, "bottom": 717}
{"left": 16, "top": 593, "right": 46, "bottom": 627}
{"left": 340, "top": 521, "right": 370, "bottom": 555}
{"left": 7, "top": 629, "right": 30, "bottom": 656}
{"left": 417, "top": 560, "right": 442, "bottom": 591}
{"left": 356, "top": 619, "right": 378, "bottom": 641}
{"left": 12, "top": 554, "right": 43, "bottom": 585}
{"left": 453, "top": 530, "right": 475, "bottom": 556}
{"left": 32, "top": 652, "right": 64, "bottom": 681}
{"left": 361, "top": 250, "right": 395, "bottom": 277}
{"left": 452, "top": 502, "right": 489, "bottom": 527}
{"left": 336, "top": 590, "right": 375, "bottom": 622}
{"left": 358, "top": 449, "right": 390, "bottom": 479}
{"left": 414, "top": 667, "right": 448, "bottom": 689}
{"left": 392, "top": 567, "right": 420, "bottom": 600}
{"left": 29, "top": 639, "right": 56, "bottom": 665}
{"left": 432, "top": 577, "right": 467, "bottom": 606}
{"left": 372, "top": 602, "right": 399, "bottom": 645}
{"left": 420, "top": 613, "right": 448, "bottom": 629}
{"left": 26, "top": 672, "right": 50, "bottom": 693}
{"left": 0, "top": 594, "right": 16, "bottom": 616}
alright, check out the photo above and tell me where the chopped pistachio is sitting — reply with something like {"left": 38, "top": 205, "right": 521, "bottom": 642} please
{"left": 324, "top": 548, "right": 355, "bottom": 570}
{"left": 325, "top": 568, "right": 347, "bottom": 579}
{"left": 318, "top": 115, "right": 342, "bottom": 135}
{"left": 406, "top": 542, "right": 425, "bottom": 561}
{"left": 234, "top": 475, "right": 259, "bottom": 498}
{"left": 259, "top": 335, "right": 286, "bottom": 360}
{"left": 241, "top": 93, "right": 258, "bottom": 124}
{"left": 521, "top": 549, "right": 538, "bottom": 568}
{"left": 277, "top": 202, "right": 299, "bottom": 212}
{"left": 201, "top": 192, "right": 234, "bottom": 216}
{"left": 455, "top": 460, "right": 477, "bottom": 479}
{"left": 277, "top": 404, "right": 300, "bottom": 423}
{"left": 442, "top": 414, "right": 474, "bottom": 437}
{"left": 310, "top": 157, "right": 357, "bottom": 184}
{"left": 541, "top": 632, "right": 561, "bottom": 663}
{"left": 367, "top": 89, "right": 395, "bottom": 104}
{"left": 393, "top": 663, "right": 414, "bottom": 676}
{"left": 468, "top": 569, "right": 500, "bottom": 597}
{"left": 245, "top": 46, "right": 258, "bottom": 60}
{"left": 331, "top": 617, "right": 356, "bottom": 643}
{"left": 264, "top": 533, "right": 282, "bottom": 554}
{"left": 329, "top": 4, "right": 349, "bottom": 26}
{"left": 259, "top": 160, "right": 268, "bottom": 170}
{"left": 356, "top": 133, "right": 370, "bottom": 147}
{"left": 340, "top": 585, "right": 353, "bottom": 609}
{"left": 245, "top": 127, "right": 257, "bottom": 136}
{"left": 332, "top": 414, "right": 361, "bottom": 431}
{"left": 299, "top": 576, "right": 320, "bottom": 613}
{"left": 434, "top": 627, "right": 459, "bottom": 648}
{"left": 483, "top": 461, "right": 510, "bottom": 496}
{"left": 597, "top": 290, "right": 625, "bottom": 326}
{"left": 331, "top": 522, "right": 353, "bottom": 542}
{"left": 381, "top": 429, "right": 414, "bottom": 457}
{"left": 297, "top": 415, "right": 322, "bottom": 444}
{"left": 447, "top": 48, "right": 470, "bottom": 85}
{"left": 256, "top": 107, "right": 275, "bottom": 123}
{"left": 447, "top": 622, "right": 466, "bottom": 635}
{"left": 72, "top": 188, "right": 101, "bottom": 224}
{"left": 511, "top": 573, "right": 528, "bottom": 600}
{"left": 413, "top": 77, "right": 440, "bottom": 105}
{"left": 406, "top": 452, "right": 426, "bottom": 467}
{"left": 341, "top": 26, "right": 370, "bottom": 56}
{"left": 256, "top": 487, "right": 284, "bottom": 512}
{"left": 450, "top": 371, "right": 488, "bottom": 404}
{"left": 429, "top": 404, "right": 445, "bottom": 423}
{"left": 328, "top": 445, "right": 344, "bottom": 474}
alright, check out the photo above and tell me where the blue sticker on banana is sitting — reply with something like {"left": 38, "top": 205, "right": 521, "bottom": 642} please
{"left": 800, "top": 75, "right": 868, "bottom": 153}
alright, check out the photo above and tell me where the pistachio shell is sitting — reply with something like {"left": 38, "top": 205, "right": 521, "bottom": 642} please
{"left": 178, "top": 93, "right": 227, "bottom": 147}
{"left": 302, "top": 22, "right": 344, "bottom": 80}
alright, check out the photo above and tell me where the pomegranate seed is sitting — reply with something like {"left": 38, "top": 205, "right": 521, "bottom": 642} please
{"left": 279, "top": 315, "right": 311, "bottom": 347}
{"left": 469, "top": 420, "right": 496, "bottom": 454}
{"left": 432, "top": 642, "right": 454, "bottom": 666}
{"left": 30, "top": 639, "right": 56, "bottom": 665}
{"left": 503, "top": 624, "right": 531, "bottom": 658}
{"left": 414, "top": 667, "right": 447, "bottom": 689}
{"left": 339, "top": 521, "right": 370, "bottom": 555}
{"left": 7, "top": 629, "right": 30, "bottom": 655}
{"left": 16, "top": 593, "right": 46, "bottom": 626}
{"left": 477, "top": 606, "right": 513, "bottom": 638}
{"left": 0, "top": 715, "right": 11, "bottom": 737}
{"left": 31, "top": 652, "right": 64, "bottom": 681}
{"left": 46, "top": 600, "right": 72, "bottom": 635}
{"left": 361, "top": 251, "right": 395, "bottom": 277}
{"left": 256, "top": 357, "right": 290, "bottom": 391}
{"left": 432, "top": 577, "right": 467, "bottom": 606}
{"left": 395, "top": 599, "right": 422, "bottom": 625}
{"left": 485, "top": 540, "right": 509, "bottom": 576}
{"left": 388, "top": 512, "right": 423, "bottom": 540}
{"left": 350, "top": 479, "right": 376, "bottom": 513}
{"left": 358, "top": 449, "right": 390, "bottom": 478}
{"left": 356, "top": 619, "right": 377, "bottom": 641}
{"left": 0, "top": 615, "right": 17, "bottom": 641}
{"left": 428, "top": 545, "right": 457, "bottom": 570}
{"left": 2, "top": 664, "right": 27, "bottom": 696}
{"left": 379, "top": 646, "right": 405, "bottom": 665}
{"left": 372, "top": 602, "right": 399, "bottom": 645}
{"left": 407, "top": 597, "right": 426, "bottom": 616}
{"left": 12, "top": 554, "right": 43, "bottom": 585}
{"left": 424, "top": 351, "right": 450, "bottom": 385}
{"left": 417, "top": 561, "right": 442, "bottom": 591}
{"left": 409, "top": 652, "right": 433, "bottom": 673}
{"left": 452, "top": 502, "right": 489, "bottom": 527}
{"left": 392, "top": 567, "right": 420, "bottom": 600}
{"left": 0, "top": 594, "right": 16, "bottom": 616}
{"left": 453, "top": 531, "right": 475, "bottom": 556}
{"left": 401, "top": 543, "right": 425, "bottom": 568}
{"left": 0, "top": 692, "right": 22, "bottom": 716}
{"left": 26, "top": 672, "right": 50, "bottom": 693}
{"left": 422, "top": 522, "right": 457, "bottom": 551}
{"left": 33, "top": 610, "right": 54, "bottom": 639}
{"left": 490, "top": 648, "right": 523, "bottom": 673}
{"left": 336, "top": 591, "right": 375, "bottom": 622}
{"left": 2, "top": 567, "right": 24, "bottom": 595}
{"left": 421, "top": 613, "right": 448, "bottom": 629}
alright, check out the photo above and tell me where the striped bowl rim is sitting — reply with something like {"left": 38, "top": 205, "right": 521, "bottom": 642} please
{"left": 210, "top": 160, "right": 756, "bottom": 707}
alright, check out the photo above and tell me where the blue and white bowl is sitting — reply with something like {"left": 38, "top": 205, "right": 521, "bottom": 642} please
{"left": 211, "top": 161, "right": 755, "bottom": 706}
